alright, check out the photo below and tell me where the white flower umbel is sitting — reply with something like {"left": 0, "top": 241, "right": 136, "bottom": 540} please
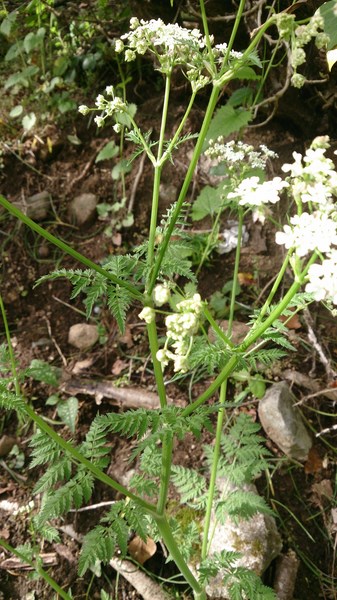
{"left": 306, "top": 252, "right": 337, "bottom": 304}
{"left": 275, "top": 212, "right": 337, "bottom": 257}
{"left": 282, "top": 137, "right": 337, "bottom": 212}
{"left": 78, "top": 85, "right": 128, "bottom": 128}
{"left": 118, "top": 18, "right": 243, "bottom": 81}
{"left": 206, "top": 139, "right": 277, "bottom": 170}
{"left": 228, "top": 176, "right": 288, "bottom": 208}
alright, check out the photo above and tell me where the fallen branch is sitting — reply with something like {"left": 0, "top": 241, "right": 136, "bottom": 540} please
{"left": 62, "top": 379, "right": 184, "bottom": 408}
{"left": 110, "top": 557, "right": 171, "bottom": 600}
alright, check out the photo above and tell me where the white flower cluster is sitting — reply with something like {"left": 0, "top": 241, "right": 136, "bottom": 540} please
{"left": 78, "top": 85, "right": 128, "bottom": 129}
{"left": 114, "top": 18, "right": 243, "bottom": 88}
{"left": 206, "top": 139, "right": 277, "bottom": 169}
{"left": 281, "top": 137, "right": 337, "bottom": 210}
{"left": 156, "top": 293, "right": 203, "bottom": 373}
{"left": 275, "top": 136, "right": 337, "bottom": 304}
{"left": 276, "top": 212, "right": 337, "bottom": 257}
{"left": 306, "top": 251, "right": 337, "bottom": 304}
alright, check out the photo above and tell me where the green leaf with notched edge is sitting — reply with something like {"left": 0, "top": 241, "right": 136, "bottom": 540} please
{"left": 26, "top": 359, "right": 61, "bottom": 387}
{"left": 191, "top": 183, "right": 226, "bottom": 221}
{"left": 57, "top": 397, "right": 79, "bottom": 433}
{"left": 203, "top": 104, "right": 252, "bottom": 151}
{"left": 95, "top": 141, "right": 119, "bottom": 163}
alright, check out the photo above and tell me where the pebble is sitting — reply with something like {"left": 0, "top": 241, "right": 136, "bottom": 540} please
{"left": 68, "top": 323, "right": 99, "bottom": 350}
{"left": 258, "top": 381, "right": 312, "bottom": 461}
{"left": 68, "top": 192, "right": 98, "bottom": 227}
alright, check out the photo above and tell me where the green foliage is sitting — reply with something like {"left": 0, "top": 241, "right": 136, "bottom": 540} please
{"left": 191, "top": 183, "right": 227, "bottom": 221}
{"left": 0, "top": 379, "right": 26, "bottom": 415}
{"left": 215, "top": 490, "right": 274, "bottom": 523}
{"left": 26, "top": 359, "right": 61, "bottom": 387}
{"left": 198, "top": 550, "right": 276, "bottom": 600}
{"left": 35, "top": 256, "right": 138, "bottom": 333}
{"left": 171, "top": 465, "right": 208, "bottom": 509}
{"left": 217, "top": 413, "right": 272, "bottom": 485}
{"left": 320, "top": 1, "right": 337, "bottom": 49}
{"left": 203, "top": 104, "right": 252, "bottom": 151}
{"left": 78, "top": 499, "right": 150, "bottom": 575}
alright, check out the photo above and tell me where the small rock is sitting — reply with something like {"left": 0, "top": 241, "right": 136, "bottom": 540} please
{"left": 68, "top": 193, "right": 98, "bottom": 227}
{"left": 159, "top": 183, "right": 178, "bottom": 208}
{"left": 258, "top": 381, "right": 312, "bottom": 461}
{"left": 68, "top": 323, "right": 99, "bottom": 350}
{"left": 193, "top": 480, "right": 282, "bottom": 599}
{"left": 0, "top": 435, "right": 16, "bottom": 457}
{"left": 13, "top": 191, "right": 51, "bottom": 221}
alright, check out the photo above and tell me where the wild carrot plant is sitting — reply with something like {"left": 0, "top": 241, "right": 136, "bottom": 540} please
{"left": 1, "top": 1, "right": 337, "bottom": 598}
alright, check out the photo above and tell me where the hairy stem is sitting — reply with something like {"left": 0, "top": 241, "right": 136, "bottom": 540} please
{"left": 155, "top": 514, "right": 205, "bottom": 597}
{"left": 0, "top": 196, "right": 142, "bottom": 300}
{"left": 157, "top": 431, "right": 173, "bottom": 515}
{"left": 23, "top": 403, "right": 156, "bottom": 514}
{"left": 201, "top": 380, "right": 227, "bottom": 560}
{"left": 148, "top": 84, "right": 221, "bottom": 294}
{"left": 146, "top": 318, "right": 167, "bottom": 409}
{"left": 147, "top": 75, "right": 171, "bottom": 276}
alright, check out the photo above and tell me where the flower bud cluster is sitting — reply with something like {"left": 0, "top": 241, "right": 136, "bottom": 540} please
{"left": 156, "top": 293, "right": 203, "bottom": 373}
{"left": 206, "top": 139, "right": 277, "bottom": 170}
{"left": 276, "top": 11, "right": 329, "bottom": 89}
{"left": 78, "top": 85, "right": 128, "bottom": 129}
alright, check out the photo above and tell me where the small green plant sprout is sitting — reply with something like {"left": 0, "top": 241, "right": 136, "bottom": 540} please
{"left": 1, "top": 3, "right": 337, "bottom": 600}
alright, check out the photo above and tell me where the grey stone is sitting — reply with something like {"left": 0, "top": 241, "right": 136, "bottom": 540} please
{"left": 258, "top": 381, "right": 312, "bottom": 461}
{"left": 13, "top": 190, "right": 51, "bottom": 221}
{"left": 68, "top": 323, "right": 99, "bottom": 350}
{"left": 191, "top": 479, "right": 282, "bottom": 599}
{"left": 69, "top": 193, "right": 98, "bottom": 226}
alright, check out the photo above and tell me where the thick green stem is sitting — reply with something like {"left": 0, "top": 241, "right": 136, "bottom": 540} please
{"left": 0, "top": 196, "right": 142, "bottom": 300}
{"left": 146, "top": 75, "right": 171, "bottom": 277}
{"left": 199, "top": 0, "right": 215, "bottom": 72}
{"left": 255, "top": 253, "right": 290, "bottom": 325}
{"left": 157, "top": 431, "right": 173, "bottom": 515}
{"left": 0, "top": 539, "right": 72, "bottom": 600}
{"left": 148, "top": 85, "right": 221, "bottom": 294}
{"left": 155, "top": 514, "right": 205, "bottom": 597}
{"left": 146, "top": 318, "right": 167, "bottom": 409}
{"left": 23, "top": 403, "right": 156, "bottom": 514}
{"left": 201, "top": 380, "right": 227, "bottom": 560}
{"left": 227, "top": 208, "right": 244, "bottom": 337}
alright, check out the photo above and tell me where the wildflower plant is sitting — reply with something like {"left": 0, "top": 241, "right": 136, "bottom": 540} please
{"left": 0, "top": 2, "right": 337, "bottom": 599}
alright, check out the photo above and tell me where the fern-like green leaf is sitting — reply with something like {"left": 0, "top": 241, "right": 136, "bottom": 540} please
{"left": 216, "top": 490, "right": 274, "bottom": 523}
{"left": 29, "top": 430, "right": 63, "bottom": 468}
{"left": 171, "top": 465, "right": 208, "bottom": 509}
{"left": 33, "top": 457, "right": 72, "bottom": 494}
{"left": 0, "top": 380, "right": 26, "bottom": 415}
{"left": 79, "top": 526, "right": 116, "bottom": 576}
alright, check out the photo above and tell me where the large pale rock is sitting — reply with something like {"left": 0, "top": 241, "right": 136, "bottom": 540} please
{"left": 258, "top": 381, "right": 312, "bottom": 461}
{"left": 192, "top": 480, "right": 282, "bottom": 599}
{"left": 68, "top": 323, "right": 99, "bottom": 350}
{"left": 69, "top": 193, "right": 98, "bottom": 226}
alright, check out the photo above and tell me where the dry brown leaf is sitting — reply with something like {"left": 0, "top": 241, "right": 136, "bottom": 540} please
{"left": 72, "top": 357, "right": 94, "bottom": 375}
{"left": 111, "top": 359, "right": 129, "bottom": 375}
{"left": 304, "top": 446, "right": 323, "bottom": 474}
{"left": 128, "top": 536, "right": 157, "bottom": 565}
{"left": 0, "top": 435, "right": 16, "bottom": 457}
{"left": 279, "top": 312, "right": 302, "bottom": 330}
{"left": 237, "top": 272, "right": 255, "bottom": 286}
